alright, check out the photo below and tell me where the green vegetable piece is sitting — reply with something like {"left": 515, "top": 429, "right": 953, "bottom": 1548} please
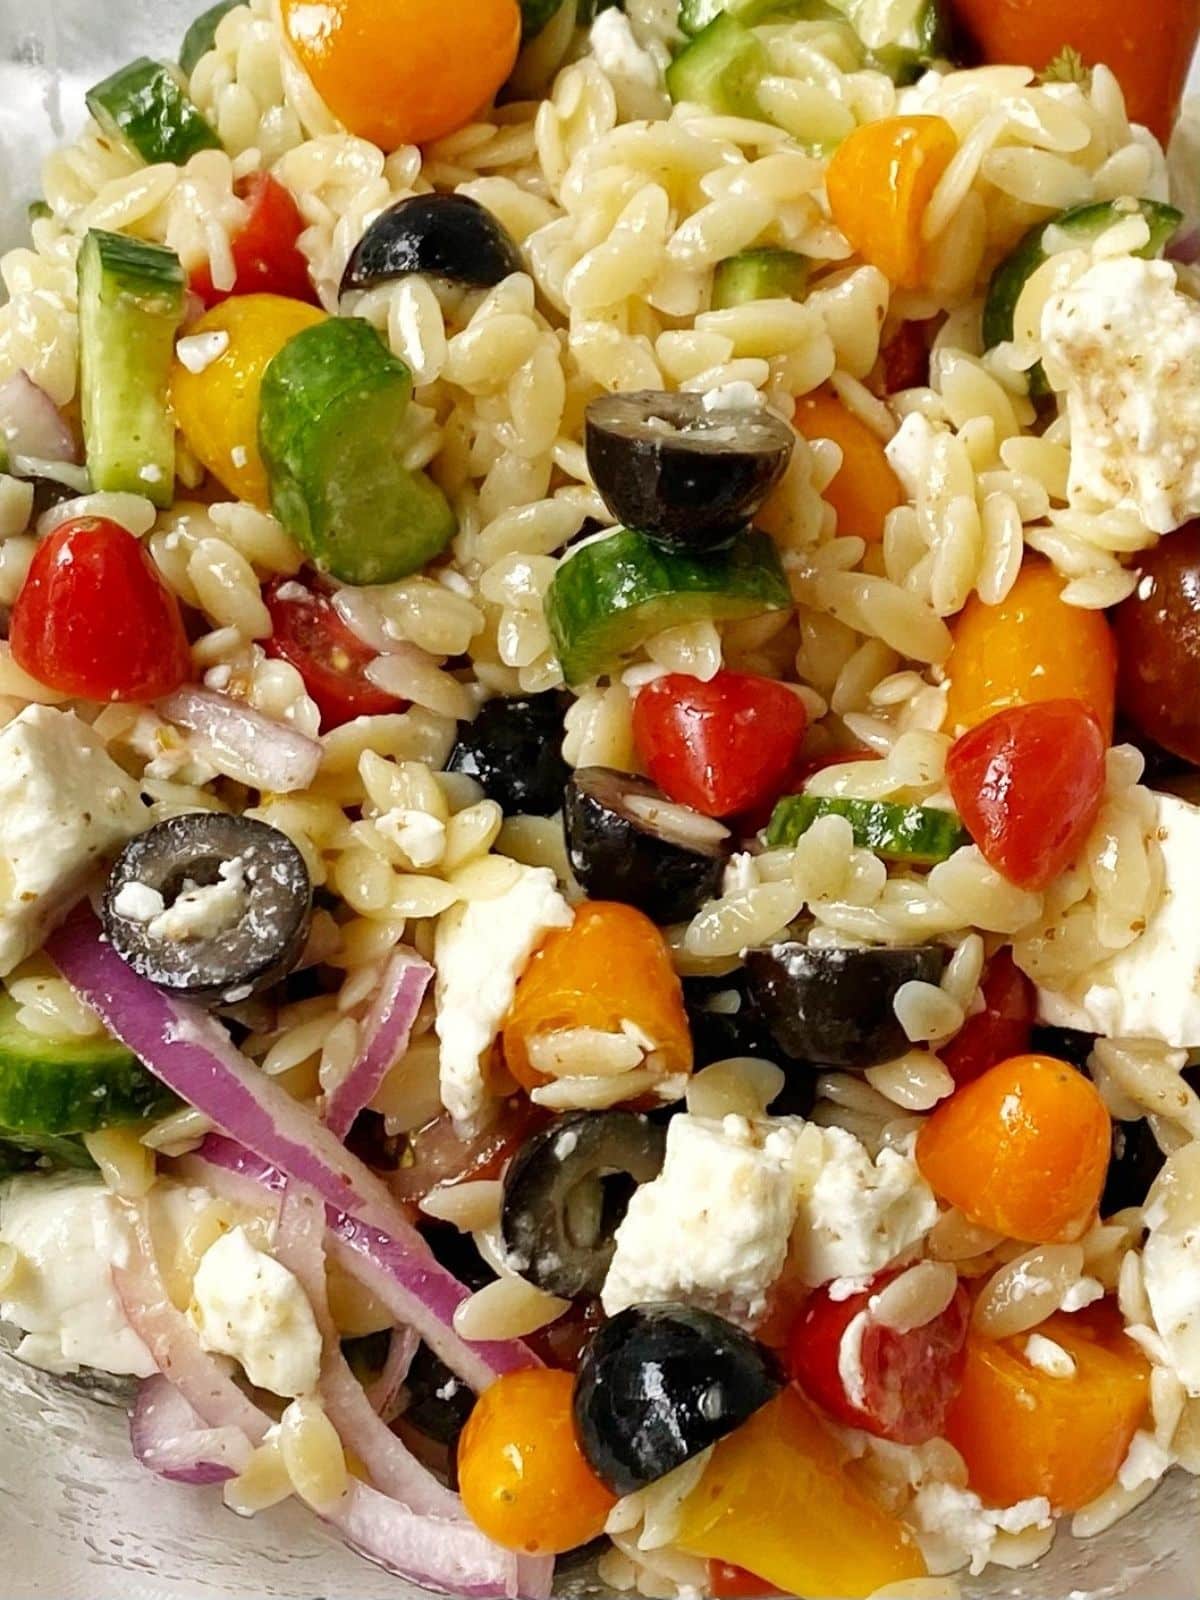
{"left": 0, "top": 1131, "right": 95, "bottom": 1176}
{"left": 180, "top": 0, "right": 242, "bottom": 76}
{"left": 982, "top": 198, "right": 1182, "bottom": 394}
{"left": 545, "top": 525, "right": 791, "bottom": 685}
{"left": 665, "top": 13, "right": 769, "bottom": 116}
{"left": 767, "top": 793, "right": 970, "bottom": 864}
{"left": 27, "top": 200, "right": 52, "bottom": 224}
{"left": 259, "top": 317, "right": 457, "bottom": 587}
{"left": 0, "top": 993, "right": 177, "bottom": 1138}
{"left": 678, "top": 0, "right": 834, "bottom": 36}
{"left": 713, "top": 248, "right": 810, "bottom": 308}
{"left": 86, "top": 57, "right": 222, "bottom": 166}
{"left": 77, "top": 228, "right": 186, "bottom": 508}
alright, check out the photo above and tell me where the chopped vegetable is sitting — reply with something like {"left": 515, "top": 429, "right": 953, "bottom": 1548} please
{"left": 946, "top": 699, "right": 1106, "bottom": 891}
{"left": 712, "top": 248, "right": 810, "bottom": 308}
{"left": 766, "top": 794, "right": 969, "bottom": 864}
{"left": 158, "top": 685, "right": 323, "bottom": 793}
{"left": 0, "top": 1129, "right": 95, "bottom": 1175}
{"left": 446, "top": 691, "right": 571, "bottom": 817}
{"left": 916, "top": 1053, "right": 1111, "bottom": 1243}
{"left": 265, "top": 575, "right": 406, "bottom": 732}
{"left": 824, "top": 115, "right": 958, "bottom": 290}
{"left": 945, "top": 1306, "right": 1150, "bottom": 1511}
{"left": 940, "top": 948, "right": 1034, "bottom": 1087}
{"left": 10, "top": 517, "right": 191, "bottom": 701}
{"left": 323, "top": 948, "right": 432, "bottom": 1140}
{"left": 544, "top": 526, "right": 790, "bottom": 685}
{"left": 1114, "top": 520, "right": 1200, "bottom": 764}
{"left": 666, "top": 13, "right": 769, "bottom": 116}
{"left": 129, "top": 1372, "right": 253, "bottom": 1484}
{"left": 0, "top": 371, "right": 78, "bottom": 467}
{"left": 77, "top": 228, "right": 185, "bottom": 506}
{"left": 793, "top": 388, "right": 903, "bottom": 542}
{"left": 179, "top": 0, "right": 240, "bottom": 75}
{"left": 258, "top": 317, "right": 457, "bottom": 586}
{"left": 190, "top": 174, "right": 317, "bottom": 308}
{"left": 632, "top": 670, "right": 808, "bottom": 819}
{"left": 86, "top": 57, "right": 221, "bottom": 164}
{"left": 340, "top": 194, "right": 524, "bottom": 297}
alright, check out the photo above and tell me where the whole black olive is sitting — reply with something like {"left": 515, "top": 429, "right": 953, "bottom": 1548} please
{"left": 501, "top": 1110, "right": 666, "bottom": 1298}
{"left": 1029, "top": 1024, "right": 1096, "bottom": 1070}
{"left": 446, "top": 690, "right": 571, "bottom": 816}
{"left": 574, "top": 1303, "right": 783, "bottom": 1494}
{"left": 744, "top": 942, "right": 948, "bottom": 1070}
{"left": 340, "top": 194, "right": 525, "bottom": 297}
{"left": 1102, "top": 1119, "right": 1165, "bottom": 1216}
{"left": 399, "top": 1343, "right": 476, "bottom": 1448}
{"left": 564, "top": 767, "right": 730, "bottom": 924}
{"left": 683, "top": 973, "right": 779, "bottom": 1069}
{"left": 584, "top": 390, "right": 794, "bottom": 552}
{"left": 102, "top": 814, "right": 312, "bottom": 1005}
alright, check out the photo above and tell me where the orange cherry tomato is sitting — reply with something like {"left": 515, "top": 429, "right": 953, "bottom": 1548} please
{"left": 793, "top": 389, "right": 904, "bottom": 543}
{"left": 916, "top": 1054, "right": 1111, "bottom": 1244}
{"left": 501, "top": 901, "right": 692, "bottom": 1096}
{"left": 280, "top": 0, "right": 521, "bottom": 151}
{"left": 457, "top": 1368, "right": 616, "bottom": 1555}
{"left": 945, "top": 558, "right": 1117, "bottom": 738}
{"left": 675, "top": 1388, "right": 927, "bottom": 1599}
{"left": 945, "top": 1306, "right": 1150, "bottom": 1511}
{"left": 825, "top": 115, "right": 958, "bottom": 290}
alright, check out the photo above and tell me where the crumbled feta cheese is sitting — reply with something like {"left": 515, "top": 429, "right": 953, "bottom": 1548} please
{"left": 1041, "top": 256, "right": 1200, "bottom": 534}
{"left": 1037, "top": 792, "right": 1200, "bottom": 1046}
{"left": 273, "top": 581, "right": 309, "bottom": 603}
{"left": 0, "top": 707, "right": 148, "bottom": 977}
{"left": 602, "top": 1112, "right": 821, "bottom": 1329}
{"left": 721, "top": 852, "right": 760, "bottom": 896}
{"left": 909, "top": 1483, "right": 1052, "bottom": 1577}
{"left": 147, "top": 856, "right": 246, "bottom": 943}
{"left": 189, "top": 1226, "right": 322, "bottom": 1399}
{"left": 175, "top": 330, "right": 230, "bottom": 374}
{"left": 1118, "top": 1429, "right": 1173, "bottom": 1492}
{"left": 112, "top": 880, "right": 167, "bottom": 924}
{"left": 589, "top": 9, "right": 668, "bottom": 119}
{"left": 1059, "top": 1275, "right": 1105, "bottom": 1313}
{"left": 375, "top": 807, "right": 446, "bottom": 870}
{"left": 1024, "top": 1333, "right": 1076, "bottom": 1378}
{"left": 434, "top": 864, "right": 573, "bottom": 1128}
{"left": 1143, "top": 1143, "right": 1200, "bottom": 1393}
{"left": 139, "top": 463, "right": 163, "bottom": 485}
{"left": 230, "top": 445, "right": 249, "bottom": 469}
{"left": 702, "top": 381, "right": 765, "bottom": 414}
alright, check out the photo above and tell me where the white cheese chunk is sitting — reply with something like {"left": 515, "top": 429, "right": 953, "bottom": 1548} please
{"left": 146, "top": 856, "right": 246, "bottom": 942}
{"left": 434, "top": 863, "right": 573, "bottom": 1129}
{"left": 589, "top": 9, "right": 668, "bottom": 120}
{"left": 1143, "top": 1142, "right": 1200, "bottom": 1393}
{"left": 701, "top": 381, "right": 765, "bottom": 414}
{"left": 1023, "top": 1332, "right": 1076, "bottom": 1378}
{"left": 189, "top": 1226, "right": 322, "bottom": 1399}
{"left": 1041, "top": 255, "right": 1200, "bottom": 534}
{"left": 0, "top": 706, "right": 149, "bottom": 976}
{"left": 1118, "top": 1430, "right": 1173, "bottom": 1492}
{"left": 1037, "top": 792, "right": 1200, "bottom": 1047}
{"left": 908, "top": 1483, "right": 1052, "bottom": 1577}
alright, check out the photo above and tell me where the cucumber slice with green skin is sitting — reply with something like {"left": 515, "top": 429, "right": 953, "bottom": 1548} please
{"left": 77, "top": 229, "right": 185, "bottom": 508}
{"left": 666, "top": 13, "right": 769, "bottom": 116}
{"left": 27, "top": 200, "right": 52, "bottom": 224}
{"left": 678, "top": 0, "right": 834, "bottom": 37}
{"left": 712, "top": 248, "right": 810, "bottom": 308}
{"left": 179, "top": 0, "right": 241, "bottom": 76}
{"left": 0, "top": 1131, "right": 95, "bottom": 1176}
{"left": 86, "top": 58, "right": 221, "bottom": 166}
{"left": 259, "top": 318, "right": 457, "bottom": 587}
{"left": 0, "top": 993, "right": 177, "bottom": 1137}
{"left": 545, "top": 525, "right": 791, "bottom": 685}
{"left": 766, "top": 793, "right": 970, "bottom": 864}
{"left": 982, "top": 198, "right": 1182, "bottom": 394}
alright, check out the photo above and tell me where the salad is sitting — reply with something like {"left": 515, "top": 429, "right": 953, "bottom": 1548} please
{"left": 2, "top": 0, "right": 1200, "bottom": 1593}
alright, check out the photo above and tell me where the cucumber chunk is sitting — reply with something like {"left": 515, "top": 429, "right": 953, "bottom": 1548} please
{"left": 545, "top": 525, "right": 791, "bottom": 685}
{"left": 767, "top": 793, "right": 970, "bottom": 864}
{"left": 86, "top": 58, "right": 221, "bottom": 166}
{"left": 982, "top": 198, "right": 1182, "bottom": 393}
{"left": 77, "top": 229, "right": 186, "bottom": 507}
{"left": 259, "top": 317, "right": 457, "bottom": 587}
{"left": 0, "top": 993, "right": 177, "bottom": 1137}
{"left": 677, "top": 0, "right": 945, "bottom": 79}
{"left": 666, "top": 13, "right": 769, "bottom": 116}
{"left": 679, "top": 0, "right": 832, "bottom": 35}
{"left": 180, "top": 0, "right": 241, "bottom": 76}
{"left": 713, "top": 248, "right": 810, "bottom": 308}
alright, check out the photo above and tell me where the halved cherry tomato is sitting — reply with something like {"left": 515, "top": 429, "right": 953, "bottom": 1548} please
{"left": 525, "top": 1296, "right": 606, "bottom": 1371}
{"left": 709, "top": 1562, "right": 785, "bottom": 1598}
{"left": 190, "top": 174, "right": 317, "bottom": 309}
{"left": 794, "top": 389, "right": 904, "bottom": 543}
{"left": 916, "top": 1054, "right": 1111, "bottom": 1244}
{"left": 10, "top": 517, "right": 191, "bottom": 702}
{"left": 388, "top": 1098, "right": 549, "bottom": 1205}
{"left": 457, "top": 1368, "right": 616, "bottom": 1555}
{"left": 632, "top": 671, "right": 808, "bottom": 820}
{"left": 940, "top": 949, "right": 1035, "bottom": 1087}
{"left": 945, "top": 1306, "right": 1150, "bottom": 1512}
{"left": 945, "top": 699, "right": 1106, "bottom": 892}
{"left": 825, "top": 115, "right": 958, "bottom": 290}
{"left": 787, "top": 1267, "right": 970, "bottom": 1445}
{"left": 264, "top": 576, "right": 403, "bottom": 731}
{"left": 501, "top": 901, "right": 692, "bottom": 1097}
{"left": 880, "top": 320, "right": 933, "bottom": 394}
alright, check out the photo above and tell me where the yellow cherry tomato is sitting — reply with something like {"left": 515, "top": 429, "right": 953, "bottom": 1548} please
{"left": 794, "top": 387, "right": 904, "bottom": 542}
{"left": 825, "top": 115, "right": 958, "bottom": 290}
{"left": 457, "top": 1369, "right": 616, "bottom": 1555}
{"left": 280, "top": 0, "right": 521, "bottom": 151}
{"left": 170, "top": 295, "right": 326, "bottom": 506}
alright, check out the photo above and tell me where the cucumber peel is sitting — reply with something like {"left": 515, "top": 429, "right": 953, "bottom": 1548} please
{"left": 767, "top": 793, "right": 970, "bottom": 864}
{"left": 666, "top": 13, "right": 770, "bottom": 116}
{"left": 86, "top": 57, "right": 221, "bottom": 166}
{"left": 0, "top": 1131, "right": 95, "bottom": 1176}
{"left": 180, "top": 0, "right": 241, "bottom": 76}
{"left": 713, "top": 248, "right": 810, "bottom": 308}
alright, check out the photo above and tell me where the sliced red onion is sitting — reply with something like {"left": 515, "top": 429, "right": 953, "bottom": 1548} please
{"left": 0, "top": 370, "right": 78, "bottom": 464}
{"left": 1168, "top": 225, "right": 1200, "bottom": 265}
{"left": 323, "top": 947, "right": 433, "bottom": 1140}
{"left": 367, "top": 1324, "right": 420, "bottom": 1420}
{"left": 157, "top": 687, "right": 322, "bottom": 794}
{"left": 130, "top": 1373, "right": 254, "bottom": 1485}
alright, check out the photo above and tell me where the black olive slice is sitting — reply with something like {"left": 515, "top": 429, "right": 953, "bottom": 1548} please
{"left": 340, "top": 194, "right": 525, "bottom": 296}
{"left": 501, "top": 1110, "right": 667, "bottom": 1298}
{"left": 584, "top": 390, "right": 794, "bottom": 551}
{"left": 744, "top": 942, "right": 948, "bottom": 1071}
{"left": 574, "top": 1303, "right": 783, "bottom": 1494}
{"left": 446, "top": 690, "right": 571, "bottom": 817}
{"left": 102, "top": 814, "right": 313, "bottom": 1005}
{"left": 1102, "top": 1118, "right": 1165, "bottom": 1217}
{"left": 564, "top": 767, "right": 730, "bottom": 924}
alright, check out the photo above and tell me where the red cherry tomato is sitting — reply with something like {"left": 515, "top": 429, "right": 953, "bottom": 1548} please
{"left": 388, "top": 1099, "right": 550, "bottom": 1205}
{"left": 191, "top": 175, "right": 317, "bottom": 308}
{"left": 632, "top": 671, "right": 808, "bottom": 819}
{"left": 940, "top": 948, "right": 1035, "bottom": 1088}
{"left": 709, "top": 1562, "right": 785, "bottom": 1598}
{"left": 264, "top": 576, "right": 405, "bottom": 730}
{"left": 880, "top": 320, "right": 932, "bottom": 394}
{"left": 10, "top": 517, "right": 191, "bottom": 702}
{"left": 945, "top": 699, "right": 1107, "bottom": 892}
{"left": 787, "top": 1268, "right": 970, "bottom": 1445}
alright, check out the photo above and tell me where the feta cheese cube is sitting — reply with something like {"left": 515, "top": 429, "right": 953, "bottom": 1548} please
{"left": 189, "top": 1226, "right": 322, "bottom": 1399}
{"left": 908, "top": 1482, "right": 1052, "bottom": 1576}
